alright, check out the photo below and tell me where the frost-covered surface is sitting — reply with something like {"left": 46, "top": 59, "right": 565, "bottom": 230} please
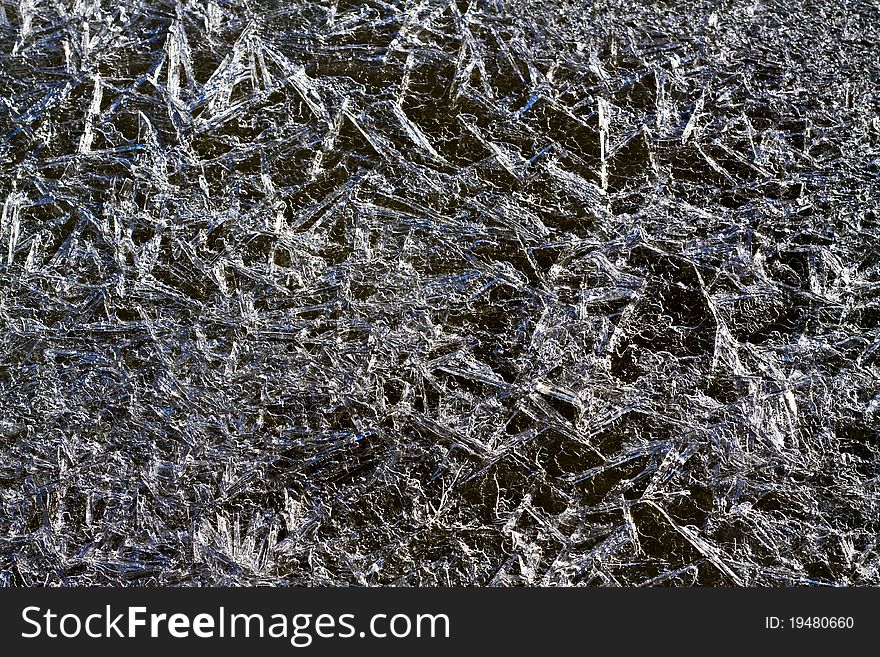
{"left": 0, "top": 0, "right": 878, "bottom": 586}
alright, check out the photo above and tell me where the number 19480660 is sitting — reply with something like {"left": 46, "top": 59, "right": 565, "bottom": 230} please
{"left": 765, "top": 617, "right": 854, "bottom": 629}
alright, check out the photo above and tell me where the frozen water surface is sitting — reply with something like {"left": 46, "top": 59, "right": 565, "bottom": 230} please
{"left": 0, "top": 0, "right": 878, "bottom": 585}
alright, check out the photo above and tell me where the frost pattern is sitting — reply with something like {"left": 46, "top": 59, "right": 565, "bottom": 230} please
{"left": 0, "top": 0, "right": 878, "bottom": 585}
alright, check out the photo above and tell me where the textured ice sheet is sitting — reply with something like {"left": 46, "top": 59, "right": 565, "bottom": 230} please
{"left": 0, "top": 0, "right": 878, "bottom": 586}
